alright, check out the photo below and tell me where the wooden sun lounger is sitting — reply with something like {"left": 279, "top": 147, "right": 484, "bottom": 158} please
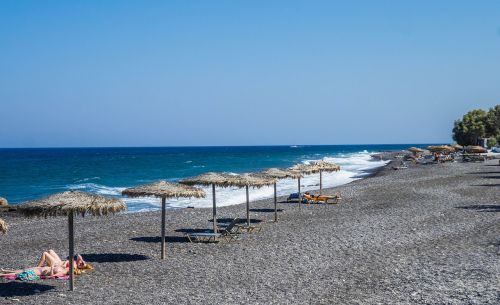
{"left": 186, "top": 232, "right": 232, "bottom": 243}
{"left": 218, "top": 218, "right": 241, "bottom": 237}
{"left": 234, "top": 223, "right": 262, "bottom": 233}
{"left": 186, "top": 218, "right": 241, "bottom": 243}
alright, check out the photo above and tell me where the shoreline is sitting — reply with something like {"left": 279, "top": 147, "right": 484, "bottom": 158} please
{"left": 0, "top": 158, "right": 498, "bottom": 304}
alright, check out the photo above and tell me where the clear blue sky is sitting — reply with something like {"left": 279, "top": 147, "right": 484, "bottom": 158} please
{"left": 1, "top": 1, "right": 499, "bottom": 147}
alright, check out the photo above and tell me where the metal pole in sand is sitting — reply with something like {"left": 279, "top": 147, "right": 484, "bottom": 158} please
{"left": 68, "top": 213, "right": 75, "bottom": 291}
{"left": 161, "top": 197, "right": 166, "bottom": 259}
{"left": 246, "top": 185, "right": 250, "bottom": 227}
{"left": 298, "top": 177, "right": 301, "bottom": 210}
{"left": 273, "top": 182, "right": 278, "bottom": 222}
{"left": 319, "top": 170, "right": 323, "bottom": 195}
{"left": 212, "top": 184, "right": 217, "bottom": 234}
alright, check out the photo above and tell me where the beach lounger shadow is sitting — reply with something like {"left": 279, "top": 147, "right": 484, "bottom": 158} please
{"left": 471, "top": 183, "right": 500, "bottom": 187}
{"left": 175, "top": 228, "right": 218, "bottom": 234}
{"left": 131, "top": 236, "right": 191, "bottom": 243}
{"left": 0, "top": 282, "right": 55, "bottom": 297}
{"left": 455, "top": 204, "right": 500, "bottom": 213}
{"left": 209, "top": 218, "right": 263, "bottom": 224}
{"left": 81, "top": 253, "right": 149, "bottom": 263}
{"left": 465, "top": 171, "right": 500, "bottom": 175}
{"left": 249, "top": 208, "right": 283, "bottom": 213}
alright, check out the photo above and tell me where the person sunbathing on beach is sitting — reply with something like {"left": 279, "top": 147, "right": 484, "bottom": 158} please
{"left": 0, "top": 265, "right": 69, "bottom": 281}
{"left": 0, "top": 250, "right": 92, "bottom": 281}
{"left": 36, "top": 249, "right": 93, "bottom": 273}
{"left": 304, "top": 191, "right": 342, "bottom": 204}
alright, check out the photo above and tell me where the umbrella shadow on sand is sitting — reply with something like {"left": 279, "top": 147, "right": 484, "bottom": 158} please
{"left": 174, "top": 228, "right": 216, "bottom": 234}
{"left": 455, "top": 204, "right": 500, "bottom": 213}
{"left": 250, "top": 208, "right": 284, "bottom": 213}
{"left": 209, "top": 218, "right": 263, "bottom": 224}
{"left": 81, "top": 253, "right": 150, "bottom": 263}
{"left": 0, "top": 281, "right": 55, "bottom": 297}
{"left": 130, "top": 236, "right": 190, "bottom": 243}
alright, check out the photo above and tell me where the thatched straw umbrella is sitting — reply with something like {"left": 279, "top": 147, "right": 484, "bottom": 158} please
{"left": 180, "top": 172, "right": 238, "bottom": 233}
{"left": 427, "top": 145, "right": 454, "bottom": 153}
{"left": 251, "top": 168, "right": 301, "bottom": 222}
{"left": 122, "top": 181, "right": 205, "bottom": 259}
{"left": 310, "top": 160, "right": 341, "bottom": 194}
{"left": 181, "top": 173, "right": 276, "bottom": 228}
{"left": 451, "top": 144, "right": 463, "bottom": 151}
{"left": 0, "top": 197, "right": 8, "bottom": 206}
{"left": 0, "top": 218, "right": 7, "bottom": 234}
{"left": 465, "top": 146, "right": 487, "bottom": 153}
{"left": 289, "top": 163, "right": 321, "bottom": 209}
{"left": 16, "top": 191, "right": 126, "bottom": 291}
{"left": 408, "top": 147, "right": 424, "bottom": 156}
{"left": 228, "top": 174, "right": 277, "bottom": 227}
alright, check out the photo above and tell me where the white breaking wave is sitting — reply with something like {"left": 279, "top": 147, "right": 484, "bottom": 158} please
{"left": 69, "top": 183, "right": 124, "bottom": 196}
{"left": 65, "top": 151, "right": 389, "bottom": 213}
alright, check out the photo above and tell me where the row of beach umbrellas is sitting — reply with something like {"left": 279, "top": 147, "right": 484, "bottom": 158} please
{"left": 1, "top": 160, "right": 341, "bottom": 291}
{"left": 408, "top": 145, "right": 487, "bottom": 155}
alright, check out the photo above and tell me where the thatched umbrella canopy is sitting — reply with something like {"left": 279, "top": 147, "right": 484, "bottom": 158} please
{"left": 122, "top": 181, "right": 205, "bottom": 259}
{"left": 180, "top": 172, "right": 238, "bottom": 233}
{"left": 0, "top": 218, "right": 7, "bottom": 234}
{"left": 251, "top": 168, "right": 301, "bottom": 222}
{"left": 310, "top": 161, "right": 341, "bottom": 194}
{"left": 427, "top": 145, "right": 454, "bottom": 153}
{"left": 17, "top": 191, "right": 126, "bottom": 291}
{"left": 289, "top": 163, "right": 321, "bottom": 175}
{"left": 451, "top": 144, "right": 464, "bottom": 151}
{"left": 0, "top": 197, "right": 8, "bottom": 206}
{"left": 253, "top": 168, "right": 302, "bottom": 180}
{"left": 408, "top": 147, "right": 424, "bottom": 155}
{"left": 465, "top": 146, "right": 487, "bottom": 153}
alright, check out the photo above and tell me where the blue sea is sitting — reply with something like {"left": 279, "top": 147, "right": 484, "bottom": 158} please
{"left": 0, "top": 145, "right": 418, "bottom": 212}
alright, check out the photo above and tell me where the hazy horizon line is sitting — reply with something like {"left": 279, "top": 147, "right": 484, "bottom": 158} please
{"left": 0, "top": 142, "right": 447, "bottom": 150}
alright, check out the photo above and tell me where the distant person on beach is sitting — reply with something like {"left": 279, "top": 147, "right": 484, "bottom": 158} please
{"left": 433, "top": 153, "right": 440, "bottom": 162}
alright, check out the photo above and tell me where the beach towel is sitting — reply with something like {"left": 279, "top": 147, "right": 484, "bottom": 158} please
{"left": 1, "top": 274, "right": 69, "bottom": 281}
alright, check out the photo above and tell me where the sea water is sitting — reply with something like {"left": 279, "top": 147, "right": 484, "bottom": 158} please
{"left": 0, "top": 145, "right": 419, "bottom": 212}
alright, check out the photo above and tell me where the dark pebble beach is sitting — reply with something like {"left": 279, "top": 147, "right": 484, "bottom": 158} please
{"left": 1, "top": 158, "right": 499, "bottom": 304}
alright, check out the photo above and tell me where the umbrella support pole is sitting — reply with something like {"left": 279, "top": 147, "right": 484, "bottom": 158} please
{"left": 246, "top": 185, "right": 250, "bottom": 227}
{"left": 212, "top": 184, "right": 217, "bottom": 234}
{"left": 298, "top": 177, "right": 301, "bottom": 210}
{"left": 319, "top": 170, "right": 323, "bottom": 195}
{"left": 68, "top": 213, "right": 74, "bottom": 291}
{"left": 273, "top": 182, "right": 277, "bottom": 222}
{"left": 161, "top": 197, "right": 166, "bottom": 259}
